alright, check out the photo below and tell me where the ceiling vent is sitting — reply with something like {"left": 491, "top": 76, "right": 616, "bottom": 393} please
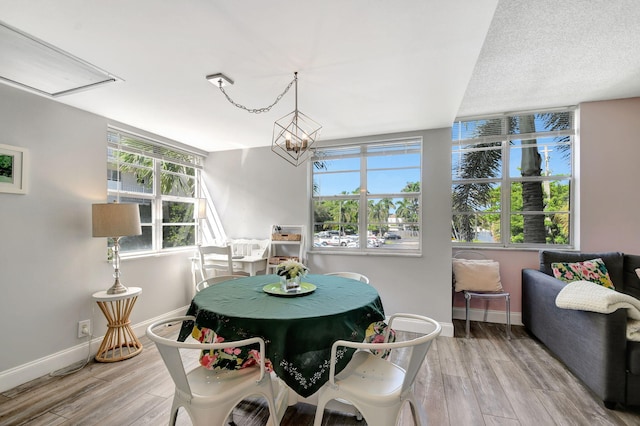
{"left": 0, "top": 20, "right": 120, "bottom": 97}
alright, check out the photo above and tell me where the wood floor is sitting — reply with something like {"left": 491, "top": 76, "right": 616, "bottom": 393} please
{"left": 2, "top": 320, "right": 640, "bottom": 425}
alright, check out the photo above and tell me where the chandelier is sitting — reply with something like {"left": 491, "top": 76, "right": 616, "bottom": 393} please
{"left": 207, "top": 72, "right": 321, "bottom": 166}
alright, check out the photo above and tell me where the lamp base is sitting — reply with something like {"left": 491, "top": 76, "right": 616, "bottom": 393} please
{"left": 106, "top": 279, "right": 128, "bottom": 295}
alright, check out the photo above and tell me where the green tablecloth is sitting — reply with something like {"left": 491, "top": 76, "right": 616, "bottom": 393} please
{"left": 179, "top": 274, "right": 385, "bottom": 397}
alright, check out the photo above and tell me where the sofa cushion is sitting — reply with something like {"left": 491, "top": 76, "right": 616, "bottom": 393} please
{"left": 551, "top": 258, "right": 615, "bottom": 289}
{"left": 623, "top": 255, "right": 640, "bottom": 299}
{"left": 628, "top": 340, "right": 640, "bottom": 375}
{"left": 540, "top": 251, "right": 624, "bottom": 288}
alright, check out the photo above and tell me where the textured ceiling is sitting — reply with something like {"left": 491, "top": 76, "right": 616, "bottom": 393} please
{"left": 0, "top": 0, "right": 639, "bottom": 152}
{"left": 457, "top": 0, "right": 640, "bottom": 117}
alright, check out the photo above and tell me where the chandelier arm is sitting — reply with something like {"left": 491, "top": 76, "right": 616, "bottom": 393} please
{"left": 218, "top": 75, "right": 296, "bottom": 114}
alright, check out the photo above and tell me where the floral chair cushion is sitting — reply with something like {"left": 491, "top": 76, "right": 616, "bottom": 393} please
{"left": 364, "top": 320, "right": 396, "bottom": 358}
{"left": 192, "top": 326, "right": 273, "bottom": 372}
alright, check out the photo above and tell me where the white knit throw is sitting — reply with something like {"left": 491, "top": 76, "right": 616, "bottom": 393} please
{"left": 556, "top": 280, "right": 640, "bottom": 341}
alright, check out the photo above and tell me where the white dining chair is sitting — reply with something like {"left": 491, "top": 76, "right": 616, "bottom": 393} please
{"left": 195, "top": 275, "right": 246, "bottom": 293}
{"left": 313, "top": 313, "right": 441, "bottom": 426}
{"left": 146, "top": 315, "right": 280, "bottom": 426}
{"left": 324, "top": 271, "right": 370, "bottom": 284}
{"left": 198, "top": 244, "right": 237, "bottom": 281}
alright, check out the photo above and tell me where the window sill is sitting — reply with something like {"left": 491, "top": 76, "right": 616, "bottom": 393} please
{"left": 120, "top": 247, "right": 196, "bottom": 261}
{"left": 308, "top": 249, "right": 422, "bottom": 258}
{"left": 452, "top": 245, "right": 576, "bottom": 252}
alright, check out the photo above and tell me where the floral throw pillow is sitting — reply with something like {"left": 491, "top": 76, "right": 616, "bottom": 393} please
{"left": 551, "top": 258, "right": 615, "bottom": 289}
{"left": 192, "top": 326, "right": 273, "bottom": 372}
{"left": 365, "top": 321, "right": 396, "bottom": 358}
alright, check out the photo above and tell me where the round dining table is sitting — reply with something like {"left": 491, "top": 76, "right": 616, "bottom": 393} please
{"left": 178, "top": 273, "right": 385, "bottom": 398}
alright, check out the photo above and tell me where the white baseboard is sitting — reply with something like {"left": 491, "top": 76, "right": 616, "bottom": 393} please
{"left": 1, "top": 306, "right": 515, "bottom": 393}
{"left": 385, "top": 308, "right": 521, "bottom": 339}
{"left": 0, "top": 306, "right": 189, "bottom": 394}
{"left": 452, "top": 306, "right": 522, "bottom": 326}
{"left": 388, "top": 316, "right": 454, "bottom": 338}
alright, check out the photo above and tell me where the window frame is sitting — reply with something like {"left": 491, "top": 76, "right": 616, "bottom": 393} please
{"left": 107, "top": 128, "right": 204, "bottom": 256}
{"left": 310, "top": 137, "right": 422, "bottom": 255}
{"left": 451, "top": 108, "right": 575, "bottom": 249}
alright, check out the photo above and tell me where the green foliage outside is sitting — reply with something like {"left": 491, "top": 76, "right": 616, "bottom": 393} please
{"left": 471, "top": 180, "right": 569, "bottom": 244}
{"left": 452, "top": 112, "right": 572, "bottom": 245}
{"left": 314, "top": 182, "right": 420, "bottom": 237}
{"left": 114, "top": 148, "right": 196, "bottom": 248}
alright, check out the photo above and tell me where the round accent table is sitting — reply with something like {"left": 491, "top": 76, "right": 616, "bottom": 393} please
{"left": 92, "top": 287, "right": 143, "bottom": 362}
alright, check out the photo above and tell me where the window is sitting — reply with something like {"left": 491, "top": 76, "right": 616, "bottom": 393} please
{"left": 311, "top": 138, "right": 421, "bottom": 253}
{"left": 107, "top": 129, "right": 204, "bottom": 254}
{"left": 452, "top": 109, "right": 575, "bottom": 247}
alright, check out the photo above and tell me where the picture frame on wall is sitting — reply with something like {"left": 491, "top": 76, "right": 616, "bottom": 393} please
{"left": 0, "top": 143, "right": 28, "bottom": 194}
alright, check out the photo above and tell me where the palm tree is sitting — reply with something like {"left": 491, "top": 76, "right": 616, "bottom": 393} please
{"left": 368, "top": 200, "right": 385, "bottom": 235}
{"left": 452, "top": 136, "right": 500, "bottom": 242}
{"left": 395, "top": 198, "right": 419, "bottom": 235}
{"left": 325, "top": 190, "right": 359, "bottom": 235}
{"left": 374, "top": 198, "right": 395, "bottom": 236}
{"left": 114, "top": 151, "right": 195, "bottom": 196}
{"left": 453, "top": 112, "right": 571, "bottom": 244}
{"left": 110, "top": 148, "right": 197, "bottom": 247}
{"left": 519, "top": 115, "right": 545, "bottom": 243}
{"left": 399, "top": 182, "right": 420, "bottom": 234}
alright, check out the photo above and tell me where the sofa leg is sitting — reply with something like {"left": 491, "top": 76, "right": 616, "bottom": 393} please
{"left": 603, "top": 401, "right": 617, "bottom": 410}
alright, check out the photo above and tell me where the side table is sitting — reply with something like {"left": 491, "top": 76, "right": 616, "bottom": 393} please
{"left": 92, "top": 287, "right": 143, "bottom": 362}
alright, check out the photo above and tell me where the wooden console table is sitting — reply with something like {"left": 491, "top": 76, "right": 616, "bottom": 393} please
{"left": 92, "top": 287, "right": 143, "bottom": 362}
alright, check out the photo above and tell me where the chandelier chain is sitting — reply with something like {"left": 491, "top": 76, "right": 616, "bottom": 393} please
{"left": 217, "top": 75, "right": 296, "bottom": 114}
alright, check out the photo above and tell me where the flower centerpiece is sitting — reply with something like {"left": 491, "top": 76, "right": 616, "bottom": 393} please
{"left": 276, "top": 259, "right": 308, "bottom": 292}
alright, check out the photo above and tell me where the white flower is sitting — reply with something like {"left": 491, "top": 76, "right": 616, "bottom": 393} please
{"left": 276, "top": 259, "right": 308, "bottom": 279}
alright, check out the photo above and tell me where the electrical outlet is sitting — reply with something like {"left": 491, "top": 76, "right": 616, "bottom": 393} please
{"left": 78, "top": 320, "right": 91, "bottom": 338}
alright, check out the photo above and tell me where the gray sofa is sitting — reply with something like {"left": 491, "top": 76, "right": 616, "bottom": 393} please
{"left": 522, "top": 250, "right": 640, "bottom": 409}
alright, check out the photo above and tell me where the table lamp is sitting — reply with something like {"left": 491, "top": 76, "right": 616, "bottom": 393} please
{"left": 193, "top": 198, "right": 206, "bottom": 246}
{"left": 92, "top": 203, "right": 142, "bottom": 294}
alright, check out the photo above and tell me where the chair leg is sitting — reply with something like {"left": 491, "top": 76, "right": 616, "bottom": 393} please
{"left": 406, "top": 396, "right": 428, "bottom": 426}
{"left": 264, "top": 391, "right": 281, "bottom": 426}
{"left": 465, "top": 292, "right": 471, "bottom": 338}
{"left": 169, "top": 398, "right": 180, "bottom": 425}
{"left": 313, "top": 394, "right": 330, "bottom": 426}
{"left": 505, "top": 294, "right": 511, "bottom": 339}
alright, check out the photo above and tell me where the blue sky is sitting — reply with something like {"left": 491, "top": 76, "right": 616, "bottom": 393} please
{"left": 314, "top": 152, "right": 420, "bottom": 197}
{"left": 452, "top": 114, "right": 573, "bottom": 178}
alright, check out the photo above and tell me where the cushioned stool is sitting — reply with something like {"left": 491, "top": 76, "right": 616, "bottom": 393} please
{"left": 453, "top": 251, "right": 511, "bottom": 339}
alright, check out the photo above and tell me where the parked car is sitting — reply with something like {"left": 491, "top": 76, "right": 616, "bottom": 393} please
{"left": 384, "top": 233, "right": 401, "bottom": 240}
{"left": 326, "top": 236, "right": 348, "bottom": 246}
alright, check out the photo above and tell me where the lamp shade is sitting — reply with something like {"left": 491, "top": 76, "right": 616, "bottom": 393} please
{"left": 92, "top": 203, "right": 142, "bottom": 237}
{"left": 193, "top": 198, "right": 207, "bottom": 220}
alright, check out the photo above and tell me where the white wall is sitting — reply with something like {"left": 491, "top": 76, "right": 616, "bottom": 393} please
{"left": 203, "top": 145, "right": 309, "bottom": 239}
{"left": 204, "top": 129, "right": 455, "bottom": 329}
{"left": 0, "top": 84, "right": 193, "bottom": 390}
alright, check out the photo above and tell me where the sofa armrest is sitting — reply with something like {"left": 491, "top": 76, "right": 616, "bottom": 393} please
{"left": 522, "top": 268, "right": 565, "bottom": 329}
{"left": 522, "top": 268, "right": 628, "bottom": 405}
